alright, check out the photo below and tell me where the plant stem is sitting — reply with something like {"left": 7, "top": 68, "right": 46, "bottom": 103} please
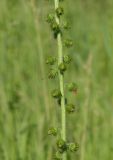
{"left": 54, "top": 0, "right": 67, "bottom": 159}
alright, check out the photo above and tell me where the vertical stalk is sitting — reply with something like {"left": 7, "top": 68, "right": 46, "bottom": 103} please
{"left": 54, "top": 0, "right": 66, "bottom": 160}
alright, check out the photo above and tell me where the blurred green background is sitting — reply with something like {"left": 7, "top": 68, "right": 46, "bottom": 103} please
{"left": 0, "top": 0, "right": 113, "bottom": 159}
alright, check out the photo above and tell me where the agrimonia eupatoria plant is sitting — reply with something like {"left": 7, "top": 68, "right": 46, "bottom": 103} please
{"left": 46, "top": 0, "right": 79, "bottom": 159}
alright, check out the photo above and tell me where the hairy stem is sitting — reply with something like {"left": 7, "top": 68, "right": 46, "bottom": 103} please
{"left": 54, "top": 0, "right": 67, "bottom": 159}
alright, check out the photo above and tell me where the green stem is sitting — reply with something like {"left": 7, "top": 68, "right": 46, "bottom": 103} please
{"left": 54, "top": 0, "right": 66, "bottom": 159}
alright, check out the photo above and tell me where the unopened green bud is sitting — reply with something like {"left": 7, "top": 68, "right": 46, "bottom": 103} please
{"left": 66, "top": 104, "right": 75, "bottom": 113}
{"left": 63, "top": 55, "right": 72, "bottom": 64}
{"left": 46, "top": 56, "right": 56, "bottom": 65}
{"left": 63, "top": 22, "right": 70, "bottom": 30}
{"left": 46, "top": 14, "right": 54, "bottom": 23}
{"left": 64, "top": 39, "right": 73, "bottom": 48}
{"left": 51, "top": 22, "right": 60, "bottom": 32}
{"left": 58, "top": 63, "right": 67, "bottom": 74}
{"left": 51, "top": 21, "right": 61, "bottom": 38}
{"left": 48, "top": 69, "right": 58, "bottom": 79}
{"left": 51, "top": 89, "right": 62, "bottom": 99}
{"left": 56, "top": 7, "right": 64, "bottom": 17}
{"left": 53, "top": 151, "right": 62, "bottom": 160}
{"left": 48, "top": 127, "right": 58, "bottom": 136}
{"left": 67, "top": 82, "right": 77, "bottom": 92}
{"left": 56, "top": 138, "right": 67, "bottom": 153}
{"left": 68, "top": 143, "right": 79, "bottom": 152}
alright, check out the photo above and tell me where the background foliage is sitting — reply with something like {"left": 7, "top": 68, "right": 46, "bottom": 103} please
{"left": 0, "top": 0, "right": 113, "bottom": 159}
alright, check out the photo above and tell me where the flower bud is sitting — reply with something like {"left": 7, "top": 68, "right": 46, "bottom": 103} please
{"left": 58, "top": 63, "right": 67, "bottom": 74}
{"left": 56, "top": 138, "right": 67, "bottom": 153}
{"left": 67, "top": 82, "right": 77, "bottom": 92}
{"left": 68, "top": 142, "right": 79, "bottom": 152}
{"left": 51, "top": 89, "right": 62, "bottom": 99}
{"left": 51, "top": 22, "right": 60, "bottom": 32}
{"left": 64, "top": 39, "right": 73, "bottom": 48}
{"left": 56, "top": 7, "right": 64, "bottom": 17}
{"left": 50, "top": 21, "right": 61, "bottom": 38}
{"left": 46, "top": 14, "right": 54, "bottom": 23}
{"left": 63, "top": 55, "right": 72, "bottom": 64}
{"left": 63, "top": 22, "right": 70, "bottom": 30}
{"left": 66, "top": 104, "right": 75, "bottom": 113}
{"left": 48, "top": 127, "right": 58, "bottom": 136}
{"left": 53, "top": 151, "right": 62, "bottom": 160}
{"left": 46, "top": 56, "right": 56, "bottom": 65}
{"left": 48, "top": 69, "right": 58, "bottom": 79}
